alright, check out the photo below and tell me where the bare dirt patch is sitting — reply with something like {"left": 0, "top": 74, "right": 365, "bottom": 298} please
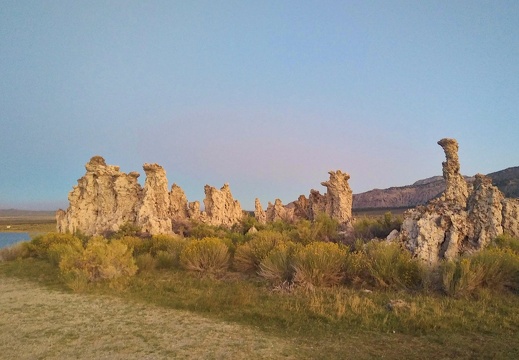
{"left": 0, "top": 277, "right": 297, "bottom": 359}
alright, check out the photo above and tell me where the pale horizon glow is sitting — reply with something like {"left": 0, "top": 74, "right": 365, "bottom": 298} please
{"left": 1, "top": 1, "right": 518, "bottom": 211}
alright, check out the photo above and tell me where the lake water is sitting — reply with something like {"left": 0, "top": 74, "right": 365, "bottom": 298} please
{"left": 0, "top": 232, "right": 30, "bottom": 249}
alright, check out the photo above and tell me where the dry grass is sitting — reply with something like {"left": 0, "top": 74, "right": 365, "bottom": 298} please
{"left": 0, "top": 277, "right": 297, "bottom": 359}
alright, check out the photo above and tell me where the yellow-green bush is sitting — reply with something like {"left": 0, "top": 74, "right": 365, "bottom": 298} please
{"left": 149, "top": 235, "right": 185, "bottom": 254}
{"left": 362, "top": 241, "right": 423, "bottom": 290}
{"left": 135, "top": 253, "right": 157, "bottom": 272}
{"left": 288, "top": 214, "right": 339, "bottom": 245}
{"left": 473, "top": 247, "right": 519, "bottom": 291}
{"left": 353, "top": 212, "right": 402, "bottom": 240}
{"left": 259, "top": 241, "right": 301, "bottom": 285}
{"left": 343, "top": 250, "right": 369, "bottom": 286}
{"left": 26, "top": 233, "right": 83, "bottom": 259}
{"left": 234, "top": 230, "right": 289, "bottom": 273}
{"left": 292, "top": 242, "right": 348, "bottom": 287}
{"left": 130, "top": 235, "right": 186, "bottom": 269}
{"left": 47, "top": 238, "right": 84, "bottom": 266}
{"left": 59, "top": 237, "right": 137, "bottom": 286}
{"left": 441, "top": 247, "right": 519, "bottom": 297}
{"left": 0, "top": 242, "right": 29, "bottom": 261}
{"left": 493, "top": 234, "right": 519, "bottom": 254}
{"left": 119, "top": 236, "right": 149, "bottom": 256}
{"left": 441, "top": 258, "right": 484, "bottom": 297}
{"left": 180, "top": 237, "right": 230, "bottom": 274}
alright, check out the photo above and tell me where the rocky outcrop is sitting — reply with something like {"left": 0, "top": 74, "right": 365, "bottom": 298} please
{"left": 170, "top": 184, "right": 189, "bottom": 221}
{"left": 502, "top": 198, "right": 519, "bottom": 238}
{"left": 56, "top": 156, "right": 141, "bottom": 235}
{"left": 254, "top": 198, "right": 266, "bottom": 225}
{"left": 202, "top": 184, "right": 243, "bottom": 227}
{"left": 437, "top": 138, "right": 468, "bottom": 205}
{"left": 57, "top": 157, "right": 244, "bottom": 235}
{"left": 466, "top": 174, "right": 504, "bottom": 249}
{"left": 321, "top": 170, "right": 353, "bottom": 225}
{"left": 266, "top": 199, "right": 293, "bottom": 222}
{"left": 137, "top": 163, "right": 172, "bottom": 234}
{"left": 257, "top": 170, "right": 354, "bottom": 232}
{"left": 400, "top": 139, "right": 519, "bottom": 264}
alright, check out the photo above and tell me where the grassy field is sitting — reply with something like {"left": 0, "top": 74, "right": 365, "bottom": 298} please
{"left": 0, "top": 276, "right": 297, "bottom": 359}
{"left": 1, "top": 259, "right": 518, "bottom": 359}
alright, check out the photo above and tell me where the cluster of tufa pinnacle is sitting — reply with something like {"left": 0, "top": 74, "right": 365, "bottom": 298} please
{"left": 56, "top": 158, "right": 355, "bottom": 236}
{"left": 57, "top": 138, "right": 519, "bottom": 264}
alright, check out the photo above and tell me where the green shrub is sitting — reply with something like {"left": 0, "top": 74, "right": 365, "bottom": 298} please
{"left": 155, "top": 250, "right": 177, "bottom": 269}
{"left": 26, "top": 233, "right": 83, "bottom": 259}
{"left": 472, "top": 248, "right": 519, "bottom": 291}
{"left": 363, "top": 241, "right": 423, "bottom": 290}
{"left": 343, "top": 250, "right": 369, "bottom": 286}
{"left": 259, "top": 241, "right": 301, "bottom": 285}
{"left": 47, "top": 238, "right": 84, "bottom": 267}
{"left": 293, "top": 242, "right": 347, "bottom": 287}
{"left": 59, "top": 237, "right": 137, "bottom": 287}
{"left": 135, "top": 253, "right": 157, "bottom": 272}
{"left": 493, "top": 234, "right": 519, "bottom": 254}
{"left": 353, "top": 212, "right": 402, "bottom": 240}
{"left": 188, "top": 222, "right": 232, "bottom": 240}
{"left": 150, "top": 235, "right": 186, "bottom": 255}
{"left": 441, "top": 258, "right": 485, "bottom": 297}
{"left": 180, "top": 237, "right": 230, "bottom": 274}
{"left": 119, "top": 236, "right": 150, "bottom": 256}
{"left": 111, "top": 222, "right": 143, "bottom": 238}
{"left": 313, "top": 212, "right": 340, "bottom": 242}
{"left": 0, "top": 242, "right": 29, "bottom": 261}
{"left": 442, "top": 248, "right": 519, "bottom": 297}
{"left": 234, "top": 230, "right": 289, "bottom": 273}
{"left": 289, "top": 214, "right": 339, "bottom": 244}
{"left": 235, "top": 215, "right": 263, "bottom": 234}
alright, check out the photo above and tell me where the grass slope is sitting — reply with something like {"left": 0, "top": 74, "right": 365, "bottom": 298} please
{"left": 0, "top": 276, "right": 297, "bottom": 359}
{"left": 1, "top": 259, "right": 518, "bottom": 359}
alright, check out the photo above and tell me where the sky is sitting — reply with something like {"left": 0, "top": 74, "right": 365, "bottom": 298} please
{"left": 1, "top": 1, "right": 518, "bottom": 211}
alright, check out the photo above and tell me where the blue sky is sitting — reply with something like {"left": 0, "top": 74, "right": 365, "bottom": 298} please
{"left": 1, "top": 1, "right": 518, "bottom": 210}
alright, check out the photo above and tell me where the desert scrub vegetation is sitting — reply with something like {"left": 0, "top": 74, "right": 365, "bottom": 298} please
{"left": 440, "top": 247, "right": 519, "bottom": 297}
{"left": 234, "top": 230, "right": 290, "bottom": 272}
{"left": 179, "top": 237, "right": 230, "bottom": 274}
{"left": 2, "top": 221, "right": 519, "bottom": 358}
{"left": 2, "top": 214, "right": 518, "bottom": 297}
{"left": 58, "top": 237, "right": 137, "bottom": 290}
{"left": 292, "top": 242, "right": 347, "bottom": 287}
{"left": 353, "top": 211, "right": 402, "bottom": 240}
{"left": 359, "top": 240, "right": 424, "bottom": 290}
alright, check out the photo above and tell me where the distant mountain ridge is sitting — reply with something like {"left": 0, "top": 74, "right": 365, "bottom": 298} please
{"left": 0, "top": 209, "right": 56, "bottom": 217}
{"left": 352, "top": 166, "right": 519, "bottom": 209}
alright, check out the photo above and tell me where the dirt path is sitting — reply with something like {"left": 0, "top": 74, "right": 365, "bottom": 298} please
{"left": 0, "top": 277, "right": 297, "bottom": 359}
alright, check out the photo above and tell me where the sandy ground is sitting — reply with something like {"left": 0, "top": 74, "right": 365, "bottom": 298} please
{"left": 0, "top": 277, "right": 297, "bottom": 359}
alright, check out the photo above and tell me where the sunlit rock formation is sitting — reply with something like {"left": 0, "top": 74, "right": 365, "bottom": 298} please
{"left": 137, "top": 163, "right": 172, "bottom": 234}
{"left": 437, "top": 138, "right": 469, "bottom": 205}
{"left": 266, "top": 199, "right": 293, "bottom": 222}
{"left": 320, "top": 170, "right": 353, "bottom": 225}
{"left": 169, "top": 184, "right": 189, "bottom": 221}
{"left": 56, "top": 156, "right": 141, "bottom": 235}
{"left": 256, "top": 170, "right": 354, "bottom": 233}
{"left": 57, "top": 157, "right": 244, "bottom": 235}
{"left": 254, "top": 198, "right": 267, "bottom": 225}
{"left": 202, "top": 183, "right": 243, "bottom": 227}
{"left": 400, "top": 138, "right": 519, "bottom": 264}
